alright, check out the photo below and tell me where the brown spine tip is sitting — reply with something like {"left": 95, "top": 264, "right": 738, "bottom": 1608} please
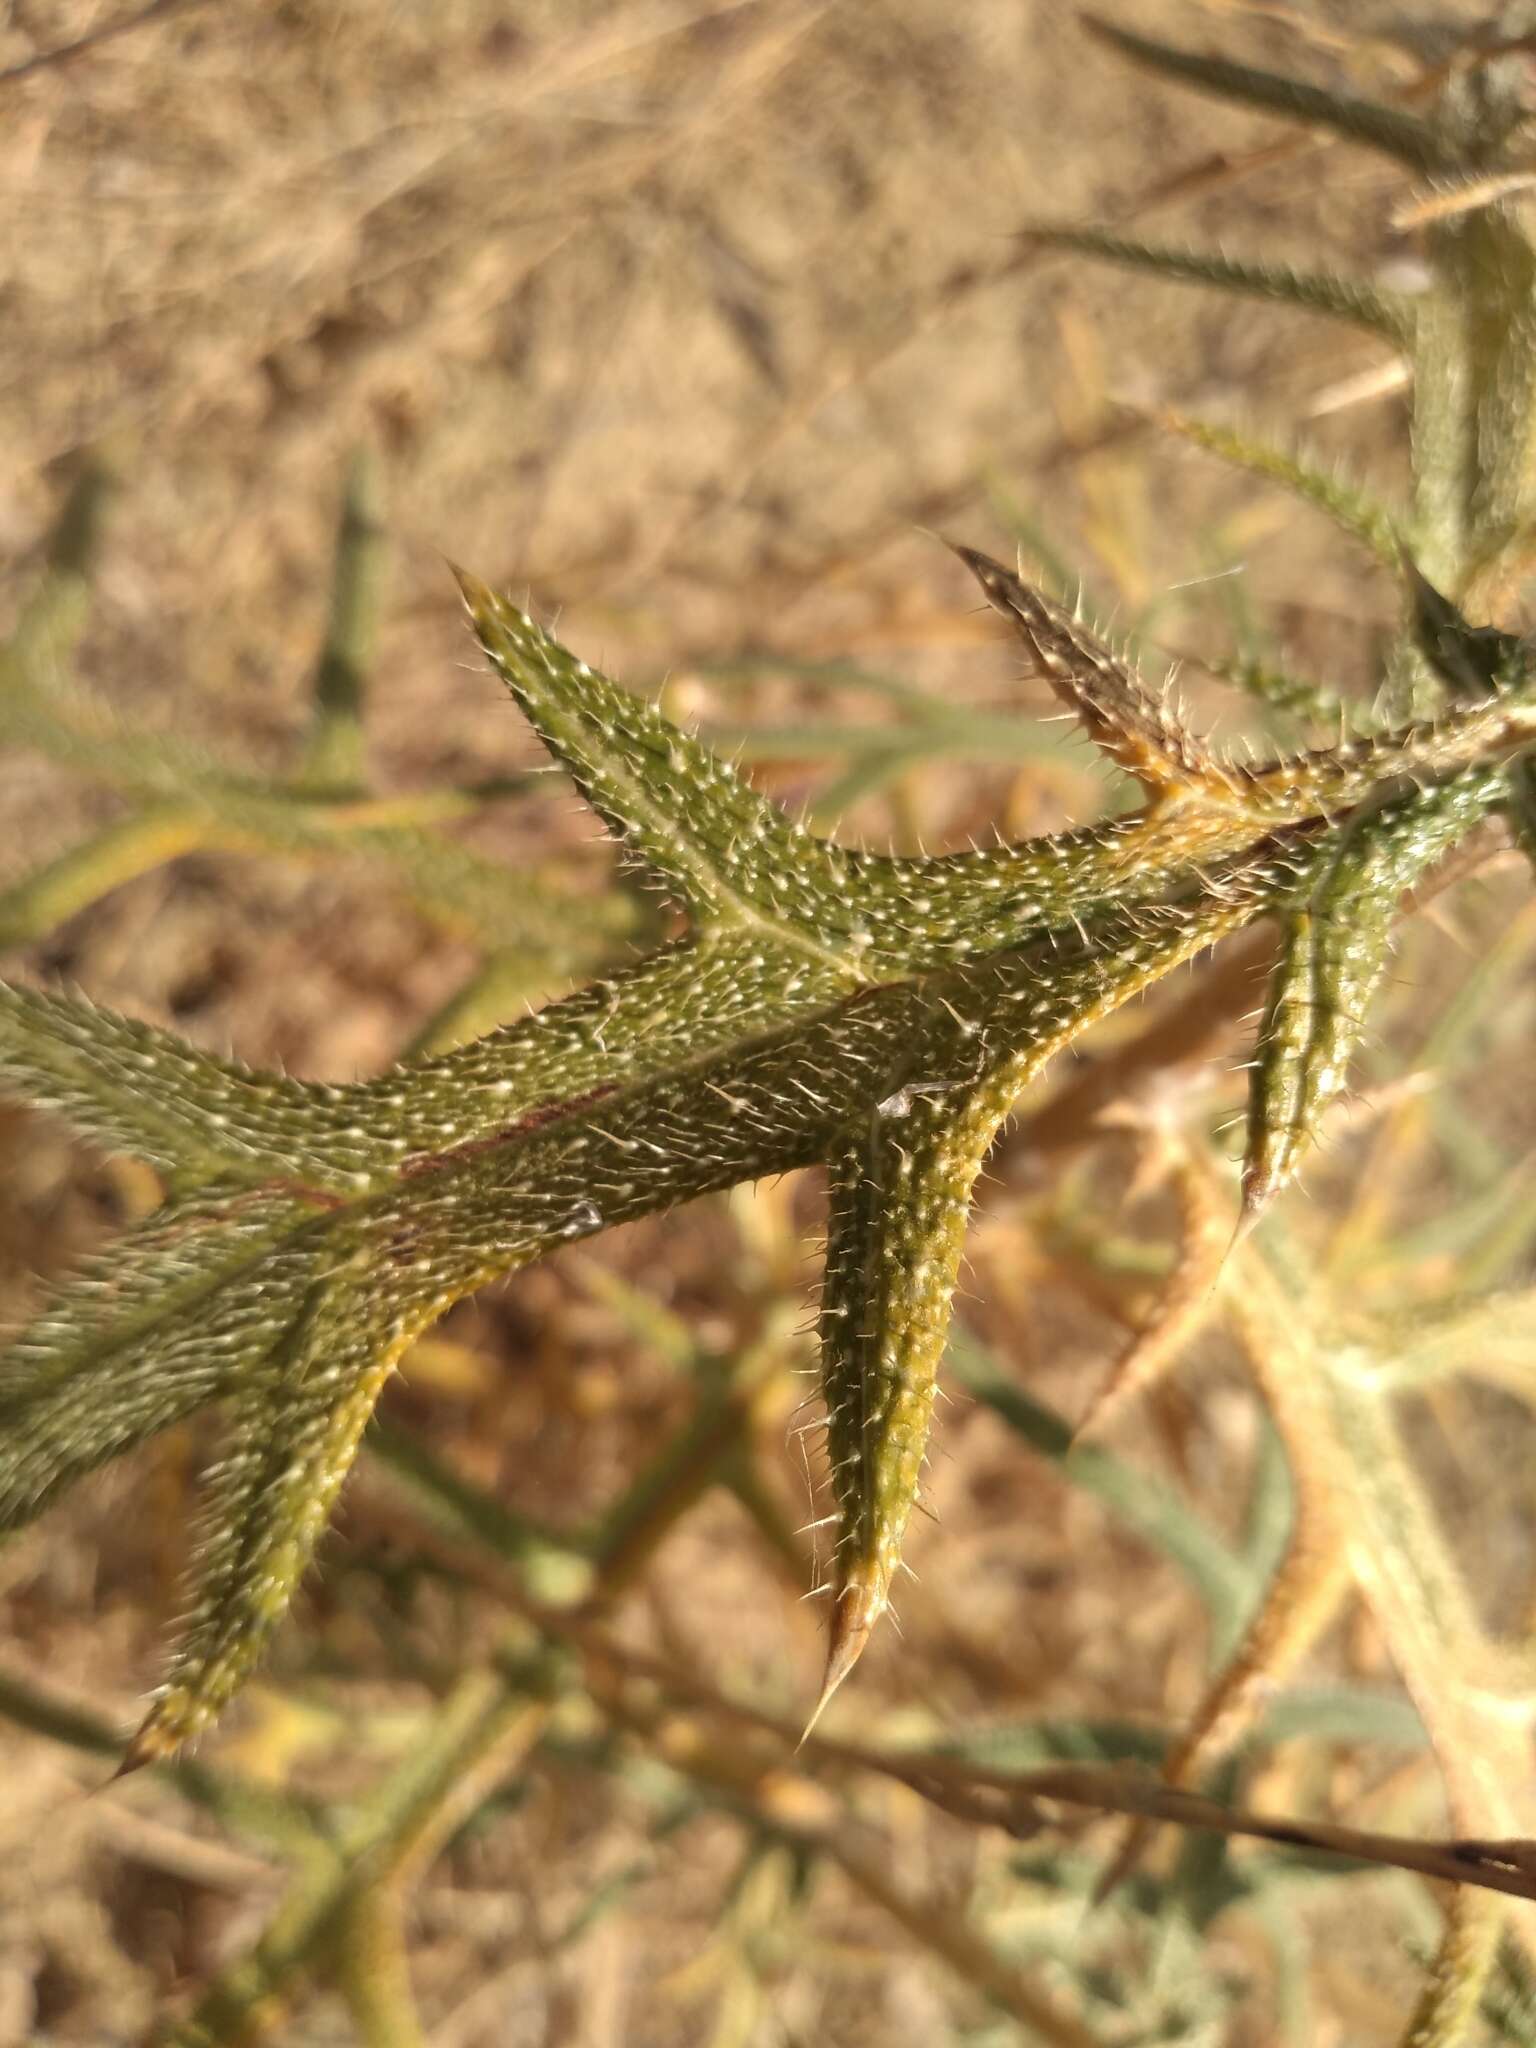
{"left": 945, "top": 541, "right": 1013, "bottom": 612}
{"left": 115, "top": 1686, "right": 198, "bottom": 1778}
{"left": 1235, "top": 1164, "right": 1278, "bottom": 1243}
{"left": 448, "top": 563, "right": 496, "bottom": 617}
{"left": 800, "top": 1579, "right": 884, "bottom": 1747}
{"left": 110, "top": 1725, "right": 167, "bottom": 1781}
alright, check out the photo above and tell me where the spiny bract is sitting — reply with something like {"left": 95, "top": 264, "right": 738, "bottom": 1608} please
{"left": 0, "top": 537, "right": 1529, "bottom": 1764}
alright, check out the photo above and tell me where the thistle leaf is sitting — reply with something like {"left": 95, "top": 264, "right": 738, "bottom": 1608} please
{"left": 378, "top": 934, "right": 851, "bottom": 1152}
{"left": 1242, "top": 766, "right": 1505, "bottom": 1223}
{"left": 1236, "top": 701, "right": 1536, "bottom": 818}
{"left": 1157, "top": 408, "right": 1404, "bottom": 569}
{"left": 0, "top": 1186, "right": 317, "bottom": 1533}
{"left": 811, "top": 877, "right": 1306, "bottom": 1718}
{"left": 0, "top": 550, "right": 1530, "bottom": 1755}
{"left": 1030, "top": 224, "right": 1414, "bottom": 343}
{"left": 0, "top": 980, "right": 392, "bottom": 1186}
{"left": 8, "top": 21, "right": 1536, "bottom": 1937}
{"left": 459, "top": 571, "right": 862, "bottom": 944}
{"left": 126, "top": 1259, "right": 415, "bottom": 1764}
{"left": 461, "top": 563, "right": 1197, "bottom": 968}
{"left": 954, "top": 551, "right": 1536, "bottom": 832}
{"left": 954, "top": 545, "right": 1240, "bottom": 800}
{"left": 1207, "top": 651, "right": 1364, "bottom": 736}
{"left": 1080, "top": 14, "right": 1449, "bottom": 174}
{"left": 814, "top": 1082, "right": 1002, "bottom": 1723}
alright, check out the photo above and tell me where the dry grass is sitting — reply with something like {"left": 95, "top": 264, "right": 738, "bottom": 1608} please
{"left": 3, "top": 1, "right": 1535, "bottom": 2042}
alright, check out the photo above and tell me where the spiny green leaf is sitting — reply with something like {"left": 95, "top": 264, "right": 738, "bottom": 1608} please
{"left": 0, "top": 979, "right": 392, "bottom": 1185}
{"left": 460, "top": 564, "right": 1205, "bottom": 968}
{"left": 6, "top": 874, "right": 1290, "bottom": 1754}
{"left": 1030, "top": 223, "right": 1415, "bottom": 342}
{"left": 1205, "top": 652, "right": 1364, "bottom": 738}
{"left": 1242, "top": 765, "right": 1506, "bottom": 1223}
{"left": 129, "top": 1259, "right": 417, "bottom": 1763}
{"left": 1234, "top": 693, "right": 1536, "bottom": 815}
{"left": 0, "top": 1186, "right": 318, "bottom": 1533}
{"left": 0, "top": 937, "right": 842, "bottom": 1175}
{"left": 1157, "top": 409, "right": 1404, "bottom": 569}
{"left": 4, "top": 533, "right": 1536, "bottom": 1754}
{"left": 954, "top": 544, "right": 1239, "bottom": 799}
{"left": 957, "top": 550, "right": 1536, "bottom": 828}
{"left": 11, "top": 51, "right": 1536, "bottom": 2029}
{"left": 812, "top": 882, "right": 1273, "bottom": 1722}
{"left": 377, "top": 934, "right": 850, "bottom": 1150}
{"left": 815, "top": 1081, "right": 1003, "bottom": 1722}
{"left": 459, "top": 569, "right": 863, "bottom": 946}
{"left": 1081, "top": 14, "right": 1449, "bottom": 173}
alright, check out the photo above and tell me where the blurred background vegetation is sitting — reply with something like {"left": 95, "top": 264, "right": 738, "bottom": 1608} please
{"left": 4, "top": 1, "right": 1536, "bottom": 2042}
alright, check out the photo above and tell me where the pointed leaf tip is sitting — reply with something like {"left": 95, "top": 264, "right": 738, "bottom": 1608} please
{"left": 948, "top": 540, "right": 1013, "bottom": 604}
{"left": 814, "top": 1090, "right": 1008, "bottom": 1735}
{"left": 1235, "top": 1169, "right": 1277, "bottom": 1239}
{"left": 114, "top": 1715, "right": 176, "bottom": 1778}
{"left": 458, "top": 566, "right": 871, "bottom": 935}
{"left": 951, "top": 544, "right": 1233, "bottom": 796}
{"left": 449, "top": 562, "right": 497, "bottom": 619}
{"left": 1075, "top": 10, "right": 1447, "bottom": 174}
{"left": 803, "top": 1580, "right": 883, "bottom": 1744}
{"left": 1029, "top": 221, "right": 1412, "bottom": 340}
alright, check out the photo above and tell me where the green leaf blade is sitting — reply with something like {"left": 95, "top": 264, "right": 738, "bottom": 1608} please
{"left": 1243, "top": 767, "right": 1506, "bottom": 1221}
{"left": 1031, "top": 223, "right": 1414, "bottom": 341}
{"left": 814, "top": 1083, "right": 1001, "bottom": 1723}
{"left": 1081, "top": 15, "right": 1449, "bottom": 172}
{"left": 0, "top": 1188, "right": 318, "bottom": 1535}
